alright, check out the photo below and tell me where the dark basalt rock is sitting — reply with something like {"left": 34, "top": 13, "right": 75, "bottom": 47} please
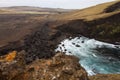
{"left": 24, "top": 31, "right": 55, "bottom": 63}
{"left": 72, "top": 43, "right": 75, "bottom": 45}
{"left": 81, "top": 41, "right": 84, "bottom": 43}
{"left": 23, "top": 22, "right": 62, "bottom": 63}
{"left": 76, "top": 44, "right": 81, "bottom": 47}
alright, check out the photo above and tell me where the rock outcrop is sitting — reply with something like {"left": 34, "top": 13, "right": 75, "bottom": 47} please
{"left": 1, "top": 51, "right": 120, "bottom": 80}
{"left": 0, "top": 52, "right": 89, "bottom": 80}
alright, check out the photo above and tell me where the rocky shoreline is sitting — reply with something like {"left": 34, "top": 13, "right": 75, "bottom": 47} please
{"left": 0, "top": 14, "right": 120, "bottom": 79}
{"left": 0, "top": 1, "right": 120, "bottom": 80}
{"left": 0, "top": 50, "right": 120, "bottom": 80}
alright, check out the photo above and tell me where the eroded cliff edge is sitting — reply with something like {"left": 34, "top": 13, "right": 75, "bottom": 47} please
{"left": 0, "top": 1, "right": 120, "bottom": 80}
{"left": 0, "top": 51, "right": 89, "bottom": 80}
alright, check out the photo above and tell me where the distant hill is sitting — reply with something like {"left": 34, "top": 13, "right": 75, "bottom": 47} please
{"left": 0, "top": 6, "right": 72, "bottom": 14}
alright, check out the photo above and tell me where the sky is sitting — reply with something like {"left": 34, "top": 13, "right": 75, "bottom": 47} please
{"left": 0, "top": 0, "right": 115, "bottom": 9}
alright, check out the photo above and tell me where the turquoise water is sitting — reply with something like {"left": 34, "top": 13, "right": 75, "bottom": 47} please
{"left": 56, "top": 36, "right": 120, "bottom": 75}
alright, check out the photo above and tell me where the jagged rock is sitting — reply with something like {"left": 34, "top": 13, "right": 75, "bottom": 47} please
{"left": 0, "top": 50, "right": 26, "bottom": 80}
{"left": 23, "top": 53, "right": 89, "bottom": 80}
{"left": 76, "top": 44, "right": 81, "bottom": 47}
{"left": 4, "top": 53, "right": 89, "bottom": 80}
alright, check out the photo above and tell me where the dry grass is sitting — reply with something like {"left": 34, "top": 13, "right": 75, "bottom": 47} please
{"left": 83, "top": 10, "right": 120, "bottom": 21}
{"left": 0, "top": 10, "right": 51, "bottom": 14}
{"left": 57, "top": 0, "right": 120, "bottom": 21}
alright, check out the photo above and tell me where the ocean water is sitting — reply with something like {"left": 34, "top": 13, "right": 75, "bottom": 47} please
{"left": 55, "top": 36, "right": 120, "bottom": 76}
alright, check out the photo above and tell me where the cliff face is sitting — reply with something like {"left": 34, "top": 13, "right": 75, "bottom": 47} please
{"left": 0, "top": 52, "right": 89, "bottom": 80}
{"left": 54, "top": 1, "right": 120, "bottom": 44}
{"left": 86, "top": 13, "right": 120, "bottom": 43}
{"left": 54, "top": 13, "right": 120, "bottom": 44}
{"left": 1, "top": 52, "right": 120, "bottom": 80}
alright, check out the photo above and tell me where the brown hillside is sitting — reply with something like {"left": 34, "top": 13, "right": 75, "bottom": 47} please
{"left": 57, "top": 0, "right": 120, "bottom": 21}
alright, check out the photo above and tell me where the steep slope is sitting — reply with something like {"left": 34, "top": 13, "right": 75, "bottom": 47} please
{"left": 104, "top": 1, "right": 120, "bottom": 12}
{"left": 0, "top": 6, "right": 71, "bottom": 56}
{"left": 55, "top": 0, "right": 120, "bottom": 43}
{"left": 0, "top": 0, "right": 120, "bottom": 59}
{"left": 57, "top": 0, "right": 120, "bottom": 21}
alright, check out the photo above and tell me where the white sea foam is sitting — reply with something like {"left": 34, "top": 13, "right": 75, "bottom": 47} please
{"left": 55, "top": 36, "right": 120, "bottom": 76}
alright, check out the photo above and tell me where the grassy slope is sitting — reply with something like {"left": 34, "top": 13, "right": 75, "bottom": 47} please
{"left": 0, "top": 14, "right": 47, "bottom": 46}
{"left": 0, "top": 6, "right": 71, "bottom": 46}
{"left": 0, "top": 1, "right": 119, "bottom": 48}
{"left": 57, "top": 0, "right": 120, "bottom": 21}
{"left": 55, "top": 0, "right": 120, "bottom": 43}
